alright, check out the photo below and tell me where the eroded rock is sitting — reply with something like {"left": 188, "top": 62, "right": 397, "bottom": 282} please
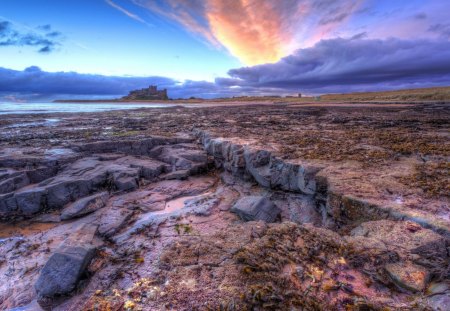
{"left": 231, "top": 196, "right": 280, "bottom": 222}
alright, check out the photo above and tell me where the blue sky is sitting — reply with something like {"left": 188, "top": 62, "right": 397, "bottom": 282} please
{"left": 0, "top": 0, "right": 240, "bottom": 80}
{"left": 1, "top": 0, "right": 450, "bottom": 100}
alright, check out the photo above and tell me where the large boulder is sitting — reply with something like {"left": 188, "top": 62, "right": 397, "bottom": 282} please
{"left": 35, "top": 246, "right": 95, "bottom": 299}
{"left": 35, "top": 224, "right": 97, "bottom": 310}
{"left": 60, "top": 192, "right": 109, "bottom": 220}
{"left": 231, "top": 196, "right": 280, "bottom": 223}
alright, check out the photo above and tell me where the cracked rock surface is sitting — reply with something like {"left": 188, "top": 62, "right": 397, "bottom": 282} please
{"left": 0, "top": 102, "right": 449, "bottom": 310}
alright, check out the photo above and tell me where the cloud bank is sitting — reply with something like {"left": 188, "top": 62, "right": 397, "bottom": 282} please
{"left": 1, "top": 37, "right": 450, "bottom": 101}
{"left": 220, "top": 38, "right": 450, "bottom": 92}
{"left": 0, "top": 20, "right": 63, "bottom": 53}
{"left": 133, "top": 0, "right": 362, "bottom": 65}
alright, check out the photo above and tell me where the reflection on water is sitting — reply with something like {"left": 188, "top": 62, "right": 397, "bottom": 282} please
{"left": 0, "top": 102, "right": 177, "bottom": 115}
{"left": 6, "top": 118, "right": 61, "bottom": 128}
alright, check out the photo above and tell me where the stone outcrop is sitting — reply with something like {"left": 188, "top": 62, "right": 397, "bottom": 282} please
{"left": 197, "top": 131, "right": 321, "bottom": 195}
{"left": 0, "top": 137, "right": 208, "bottom": 219}
{"left": 197, "top": 130, "right": 450, "bottom": 237}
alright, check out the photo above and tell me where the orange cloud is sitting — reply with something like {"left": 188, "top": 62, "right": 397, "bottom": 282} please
{"left": 133, "top": 0, "right": 362, "bottom": 65}
{"left": 205, "top": 0, "right": 292, "bottom": 65}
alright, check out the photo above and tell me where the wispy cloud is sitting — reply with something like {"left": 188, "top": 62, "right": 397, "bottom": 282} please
{"left": 133, "top": 0, "right": 363, "bottom": 65}
{"left": 105, "top": 0, "right": 153, "bottom": 27}
{"left": 0, "top": 19, "right": 63, "bottom": 53}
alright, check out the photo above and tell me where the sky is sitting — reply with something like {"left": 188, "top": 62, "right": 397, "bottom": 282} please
{"left": 1, "top": 0, "right": 450, "bottom": 101}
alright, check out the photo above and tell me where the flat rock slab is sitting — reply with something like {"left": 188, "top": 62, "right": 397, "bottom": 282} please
{"left": 231, "top": 196, "right": 280, "bottom": 222}
{"left": 350, "top": 220, "right": 448, "bottom": 259}
{"left": 60, "top": 191, "right": 109, "bottom": 220}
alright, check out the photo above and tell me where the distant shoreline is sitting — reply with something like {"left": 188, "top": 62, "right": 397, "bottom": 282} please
{"left": 53, "top": 99, "right": 170, "bottom": 103}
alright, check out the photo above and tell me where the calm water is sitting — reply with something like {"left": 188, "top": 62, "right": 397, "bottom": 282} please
{"left": 0, "top": 102, "right": 178, "bottom": 115}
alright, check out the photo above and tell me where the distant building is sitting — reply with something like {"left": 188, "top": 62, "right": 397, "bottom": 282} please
{"left": 298, "top": 93, "right": 302, "bottom": 98}
{"left": 122, "top": 85, "right": 168, "bottom": 100}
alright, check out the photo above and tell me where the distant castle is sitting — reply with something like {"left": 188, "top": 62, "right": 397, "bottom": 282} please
{"left": 122, "top": 85, "right": 168, "bottom": 100}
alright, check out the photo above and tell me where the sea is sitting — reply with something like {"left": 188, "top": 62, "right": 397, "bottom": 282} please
{"left": 0, "top": 102, "right": 179, "bottom": 115}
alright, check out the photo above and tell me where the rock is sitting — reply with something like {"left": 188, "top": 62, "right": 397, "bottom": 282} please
{"left": 60, "top": 192, "right": 109, "bottom": 220}
{"left": 198, "top": 132, "right": 321, "bottom": 194}
{"left": 98, "top": 207, "right": 133, "bottom": 238}
{"left": 35, "top": 224, "right": 97, "bottom": 310}
{"left": 161, "top": 170, "right": 190, "bottom": 180}
{"left": 45, "top": 180, "right": 92, "bottom": 209}
{"left": 244, "top": 149, "right": 271, "bottom": 188}
{"left": 32, "top": 213, "right": 61, "bottom": 223}
{"left": 385, "top": 262, "right": 429, "bottom": 292}
{"left": 35, "top": 245, "right": 96, "bottom": 309}
{"left": 231, "top": 196, "right": 280, "bottom": 223}
{"left": 113, "top": 175, "right": 138, "bottom": 192}
{"left": 1, "top": 139, "right": 209, "bottom": 218}
{"left": 14, "top": 188, "right": 46, "bottom": 216}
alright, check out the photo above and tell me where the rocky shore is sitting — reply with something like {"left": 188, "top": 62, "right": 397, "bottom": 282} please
{"left": 0, "top": 101, "right": 449, "bottom": 310}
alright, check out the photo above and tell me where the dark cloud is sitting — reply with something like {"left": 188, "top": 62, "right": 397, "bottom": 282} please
{"left": 428, "top": 23, "right": 450, "bottom": 39}
{"left": 0, "top": 20, "right": 63, "bottom": 53}
{"left": 0, "top": 66, "right": 275, "bottom": 101}
{"left": 414, "top": 13, "right": 427, "bottom": 20}
{"left": 1, "top": 37, "right": 450, "bottom": 101}
{"left": 0, "top": 66, "right": 176, "bottom": 96}
{"left": 350, "top": 32, "right": 367, "bottom": 40}
{"left": 222, "top": 38, "right": 450, "bottom": 93}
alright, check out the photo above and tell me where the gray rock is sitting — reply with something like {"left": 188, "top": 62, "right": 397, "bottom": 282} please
{"left": 45, "top": 179, "right": 92, "bottom": 209}
{"left": 244, "top": 149, "right": 272, "bottom": 188}
{"left": 98, "top": 208, "right": 133, "bottom": 238}
{"left": 198, "top": 132, "right": 321, "bottom": 194}
{"left": 60, "top": 192, "right": 109, "bottom": 220}
{"left": 15, "top": 188, "right": 46, "bottom": 215}
{"left": 35, "top": 245, "right": 95, "bottom": 309}
{"left": 35, "top": 224, "right": 97, "bottom": 310}
{"left": 162, "top": 170, "right": 190, "bottom": 180}
{"left": 231, "top": 196, "right": 280, "bottom": 223}
{"left": 113, "top": 175, "right": 138, "bottom": 191}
